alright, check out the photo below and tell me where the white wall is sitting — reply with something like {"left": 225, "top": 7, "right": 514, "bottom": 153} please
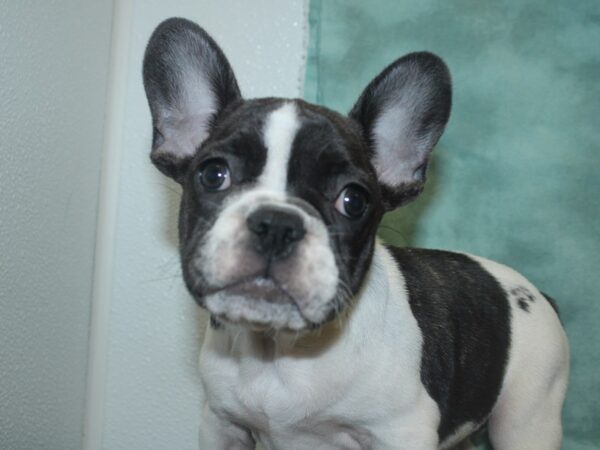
{"left": 0, "top": 1, "right": 113, "bottom": 449}
{"left": 87, "top": 1, "right": 307, "bottom": 449}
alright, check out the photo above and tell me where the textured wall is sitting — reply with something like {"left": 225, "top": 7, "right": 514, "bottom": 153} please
{"left": 0, "top": 1, "right": 113, "bottom": 449}
{"left": 99, "top": 1, "right": 306, "bottom": 448}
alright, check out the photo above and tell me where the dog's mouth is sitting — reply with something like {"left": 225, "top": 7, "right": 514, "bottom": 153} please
{"left": 222, "top": 276, "right": 294, "bottom": 303}
{"left": 198, "top": 275, "right": 314, "bottom": 330}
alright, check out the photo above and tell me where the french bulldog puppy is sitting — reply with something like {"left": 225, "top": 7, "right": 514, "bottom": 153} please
{"left": 143, "top": 18, "right": 569, "bottom": 450}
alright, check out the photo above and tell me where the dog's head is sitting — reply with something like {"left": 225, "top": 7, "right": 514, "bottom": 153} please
{"left": 143, "top": 18, "right": 451, "bottom": 331}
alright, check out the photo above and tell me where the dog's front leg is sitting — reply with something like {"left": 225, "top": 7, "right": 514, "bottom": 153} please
{"left": 199, "top": 404, "right": 255, "bottom": 450}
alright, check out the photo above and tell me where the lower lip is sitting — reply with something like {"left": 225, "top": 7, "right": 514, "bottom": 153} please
{"left": 227, "top": 277, "right": 288, "bottom": 303}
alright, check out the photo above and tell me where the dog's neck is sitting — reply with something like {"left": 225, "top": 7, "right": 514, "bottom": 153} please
{"left": 212, "top": 240, "right": 397, "bottom": 359}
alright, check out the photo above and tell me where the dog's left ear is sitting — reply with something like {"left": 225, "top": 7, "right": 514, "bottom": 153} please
{"left": 350, "top": 52, "right": 451, "bottom": 210}
{"left": 143, "top": 18, "right": 241, "bottom": 182}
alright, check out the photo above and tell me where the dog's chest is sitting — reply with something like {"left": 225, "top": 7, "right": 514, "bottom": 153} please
{"left": 201, "top": 336, "right": 378, "bottom": 449}
{"left": 199, "top": 247, "right": 441, "bottom": 449}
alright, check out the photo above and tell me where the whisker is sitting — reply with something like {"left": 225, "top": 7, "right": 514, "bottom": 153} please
{"left": 230, "top": 328, "right": 243, "bottom": 354}
{"left": 378, "top": 224, "right": 409, "bottom": 244}
{"left": 146, "top": 181, "right": 182, "bottom": 196}
{"left": 141, "top": 274, "right": 183, "bottom": 284}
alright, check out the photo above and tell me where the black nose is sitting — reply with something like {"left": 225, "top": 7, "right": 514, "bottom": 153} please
{"left": 246, "top": 207, "right": 306, "bottom": 260}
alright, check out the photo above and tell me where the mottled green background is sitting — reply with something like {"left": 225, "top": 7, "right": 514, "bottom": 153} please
{"left": 305, "top": 0, "right": 600, "bottom": 448}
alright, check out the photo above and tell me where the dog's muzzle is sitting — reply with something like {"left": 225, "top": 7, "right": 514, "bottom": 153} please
{"left": 190, "top": 192, "right": 340, "bottom": 330}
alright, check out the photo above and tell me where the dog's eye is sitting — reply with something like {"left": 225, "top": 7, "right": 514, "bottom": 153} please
{"left": 335, "top": 184, "right": 369, "bottom": 219}
{"left": 198, "top": 159, "right": 231, "bottom": 191}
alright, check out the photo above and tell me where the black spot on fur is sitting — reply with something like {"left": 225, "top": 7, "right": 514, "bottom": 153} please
{"left": 510, "top": 286, "right": 536, "bottom": 313}
{"left": 518, "top": 298, "right": 530, "bottom": 312}
{"left": 386, "top": 247, "right": 511, "bottom": 442}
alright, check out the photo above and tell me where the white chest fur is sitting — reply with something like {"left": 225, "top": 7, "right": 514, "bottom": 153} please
{"left": 198, "top": 244, "right": 440, "bottom": 450}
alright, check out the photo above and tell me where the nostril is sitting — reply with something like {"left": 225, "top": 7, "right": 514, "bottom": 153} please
{"left": 256, "top": 221, "right": 269, "bottom": 236}
{"left": 247, "top": 214, "right": 269, "bottom": 236}
{"left": 285, "top": 223, "right": 306, "bottom": 242}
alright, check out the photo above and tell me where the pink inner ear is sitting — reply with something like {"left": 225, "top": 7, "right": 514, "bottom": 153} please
{"left": 154, "top": 111, "right": 215, "bottom": 159}
{"left": 372, "top": 99, "right": 433, "bottom": 189}
{"left": 150, "top": 57, "right": 220, "bottom": 159}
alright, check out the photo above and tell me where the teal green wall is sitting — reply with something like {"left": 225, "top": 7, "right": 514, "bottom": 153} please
{"left": 305, "top": 1, "right": 600, "bottom": 448}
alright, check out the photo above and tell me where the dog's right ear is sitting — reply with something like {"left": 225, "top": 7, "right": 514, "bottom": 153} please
{"left": 143, "top": 18, "right": 241, "bottom": 182}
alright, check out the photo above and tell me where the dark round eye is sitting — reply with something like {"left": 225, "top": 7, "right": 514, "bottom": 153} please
{"left": 198, "top": 159, "right": 231, "bottom": 191}
{"left": 335, "top": 184, "right": 369, "bottom": 219}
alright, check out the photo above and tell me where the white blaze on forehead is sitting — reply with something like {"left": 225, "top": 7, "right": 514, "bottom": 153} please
{"left": 259, "top": 102, "right": 300, "bottom": 193}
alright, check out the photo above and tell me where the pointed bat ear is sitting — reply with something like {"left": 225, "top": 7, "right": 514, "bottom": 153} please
{"left": 143, "top": 18, "right": 241, "bottom": 182}
{"left": 350, "top": 52, "right": 451, "bottom": 210}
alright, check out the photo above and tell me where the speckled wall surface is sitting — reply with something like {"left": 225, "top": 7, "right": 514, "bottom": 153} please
{"left": 101, "top": 1, "right": 306, "bottom": 448}
{"left": 305, "top": 0, "right": 600, "bottom": 448}
{"left": 0, "top": 1, "right": 113, "bottom": 448}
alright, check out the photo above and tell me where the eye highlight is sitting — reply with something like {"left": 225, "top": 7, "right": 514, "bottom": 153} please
{"left": 197, "top": 158, "right": 231, "bottom": 191}
{"left": 335, "top": 184, "right": 369, "bottom": 219}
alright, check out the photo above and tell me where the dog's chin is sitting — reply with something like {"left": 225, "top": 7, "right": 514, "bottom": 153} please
{"left": 199, "top": 277, "right": 329, "bottom": 331}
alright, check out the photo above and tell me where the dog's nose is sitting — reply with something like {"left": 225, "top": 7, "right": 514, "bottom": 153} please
{"left": 246, "top": 207, "right": 306, "bottom": 260}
